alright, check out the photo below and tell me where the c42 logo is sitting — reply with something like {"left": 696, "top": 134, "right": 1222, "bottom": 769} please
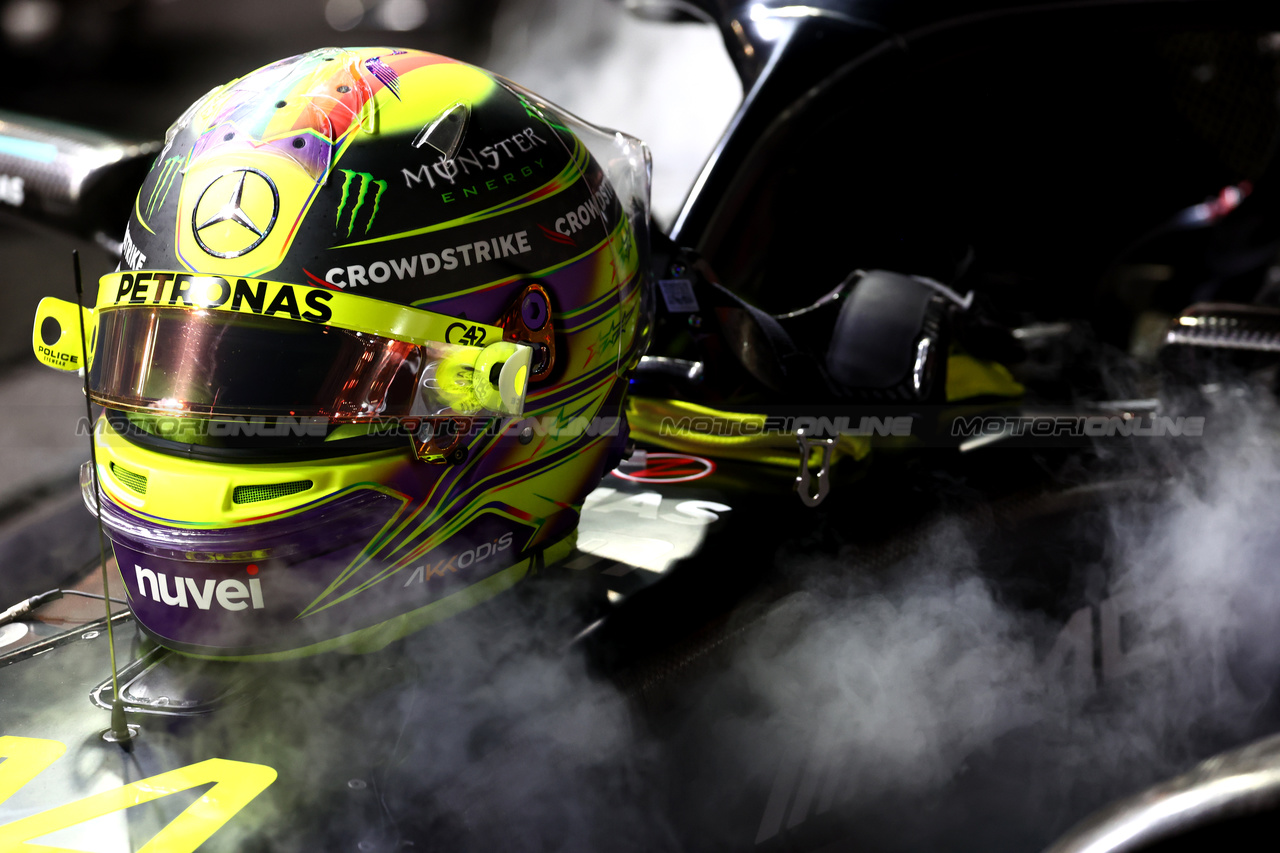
{"left": 445, "top": 323, "right": 487, "bottom": 346}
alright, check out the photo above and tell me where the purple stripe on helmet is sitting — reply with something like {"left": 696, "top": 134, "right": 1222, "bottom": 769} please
{"left": 89, "top": 483, "right": 403, "bottom": 562}
{"left": 105, "top": 491, "right": 538, "bottom": 656}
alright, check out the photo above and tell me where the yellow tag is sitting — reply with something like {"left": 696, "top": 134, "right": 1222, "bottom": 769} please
{"left": 32, "top": 297, "right": 95, "bottom": 372}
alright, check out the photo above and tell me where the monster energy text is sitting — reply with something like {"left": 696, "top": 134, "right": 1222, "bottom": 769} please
{"left": 336, "top": 170, "right": 386, "bottom": 236}
{"left": 401, "top": 127, "right": 551, "bottom": 193}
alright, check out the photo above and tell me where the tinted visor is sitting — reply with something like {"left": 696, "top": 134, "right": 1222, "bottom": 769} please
{"left": 92, "top": 307, "right": 418, "bottom": 419}
{"left": 90, "top": 307, "right": 530, "bottom": 421}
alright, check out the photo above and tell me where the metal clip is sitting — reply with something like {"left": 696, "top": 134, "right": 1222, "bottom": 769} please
{"left": 795, "top": 428, "right": 835, "bottom": 507}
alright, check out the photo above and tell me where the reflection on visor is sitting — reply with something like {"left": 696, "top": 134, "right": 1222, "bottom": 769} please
{"left": 89, "top": 308, "right": 530, "bottom": 422}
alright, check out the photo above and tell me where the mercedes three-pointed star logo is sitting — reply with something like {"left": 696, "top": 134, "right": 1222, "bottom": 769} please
{"left": 192, "top": 168, "right": 280, "bottom": 259}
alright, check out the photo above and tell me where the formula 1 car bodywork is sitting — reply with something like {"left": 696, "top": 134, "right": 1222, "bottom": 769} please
{"left": 5, "top": 1, "right": 1280, "bottom": 851}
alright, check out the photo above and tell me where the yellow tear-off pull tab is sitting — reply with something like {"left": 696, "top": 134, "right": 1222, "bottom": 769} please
{"left": 473, "top": 341, "right": 532, "bottom": 415}
{"left": 424, "top": 341, "right": 533, "bottom": 417}
{"left": 32, "top": 296, "right": 95, "bottom": 372}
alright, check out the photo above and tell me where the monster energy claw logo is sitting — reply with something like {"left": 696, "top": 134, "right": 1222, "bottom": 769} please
{"left": 146, "top": 155, "right": 183, "bottom": 221}
{"left": 336, "top": 169, "right": 387, "bottom": 237}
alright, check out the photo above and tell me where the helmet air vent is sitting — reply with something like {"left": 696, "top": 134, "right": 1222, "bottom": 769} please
{"left": 412, "top": 102, "right": 469, "bottom": 159}
{"left": 110, "top": 463, "right": 148, "bottom": 495}
{"left": 232, "top": 480, "right": 314, "bottom": 504}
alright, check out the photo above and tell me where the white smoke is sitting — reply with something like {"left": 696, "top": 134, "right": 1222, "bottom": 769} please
{"left": 485, "top": 0, "right": 741, "bottom": 227}
{"left": 22, "top": 11, "right": 1277, "bottom": 848}
{"left": 142, "top": 385, "right": 1280, "bottom": 852}
{"left": 196, "top": 581, "right": 681, "bottom": 853}
{"left": 689, "top": 389, "right": 1280, "bottom": 849}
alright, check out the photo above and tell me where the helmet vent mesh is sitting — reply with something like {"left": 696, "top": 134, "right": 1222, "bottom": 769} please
{"left": 110, "top": 463, "right": 148, "bottom": 495}
{"left": 232, "top": 480, "right": 313, "bottom": 504}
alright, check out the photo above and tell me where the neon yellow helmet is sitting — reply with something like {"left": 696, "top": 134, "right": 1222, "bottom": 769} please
{"left": 34, "top": 47, "right": 652, "bottom": 659}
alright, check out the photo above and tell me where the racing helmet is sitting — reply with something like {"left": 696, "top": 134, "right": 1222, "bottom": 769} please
{"left": 33, "top": 47, "right": 652, "bottom": 660}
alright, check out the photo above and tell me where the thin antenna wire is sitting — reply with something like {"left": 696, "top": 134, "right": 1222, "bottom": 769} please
{"left": 74, "top": 250, "right": 133, "bottom": 745}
